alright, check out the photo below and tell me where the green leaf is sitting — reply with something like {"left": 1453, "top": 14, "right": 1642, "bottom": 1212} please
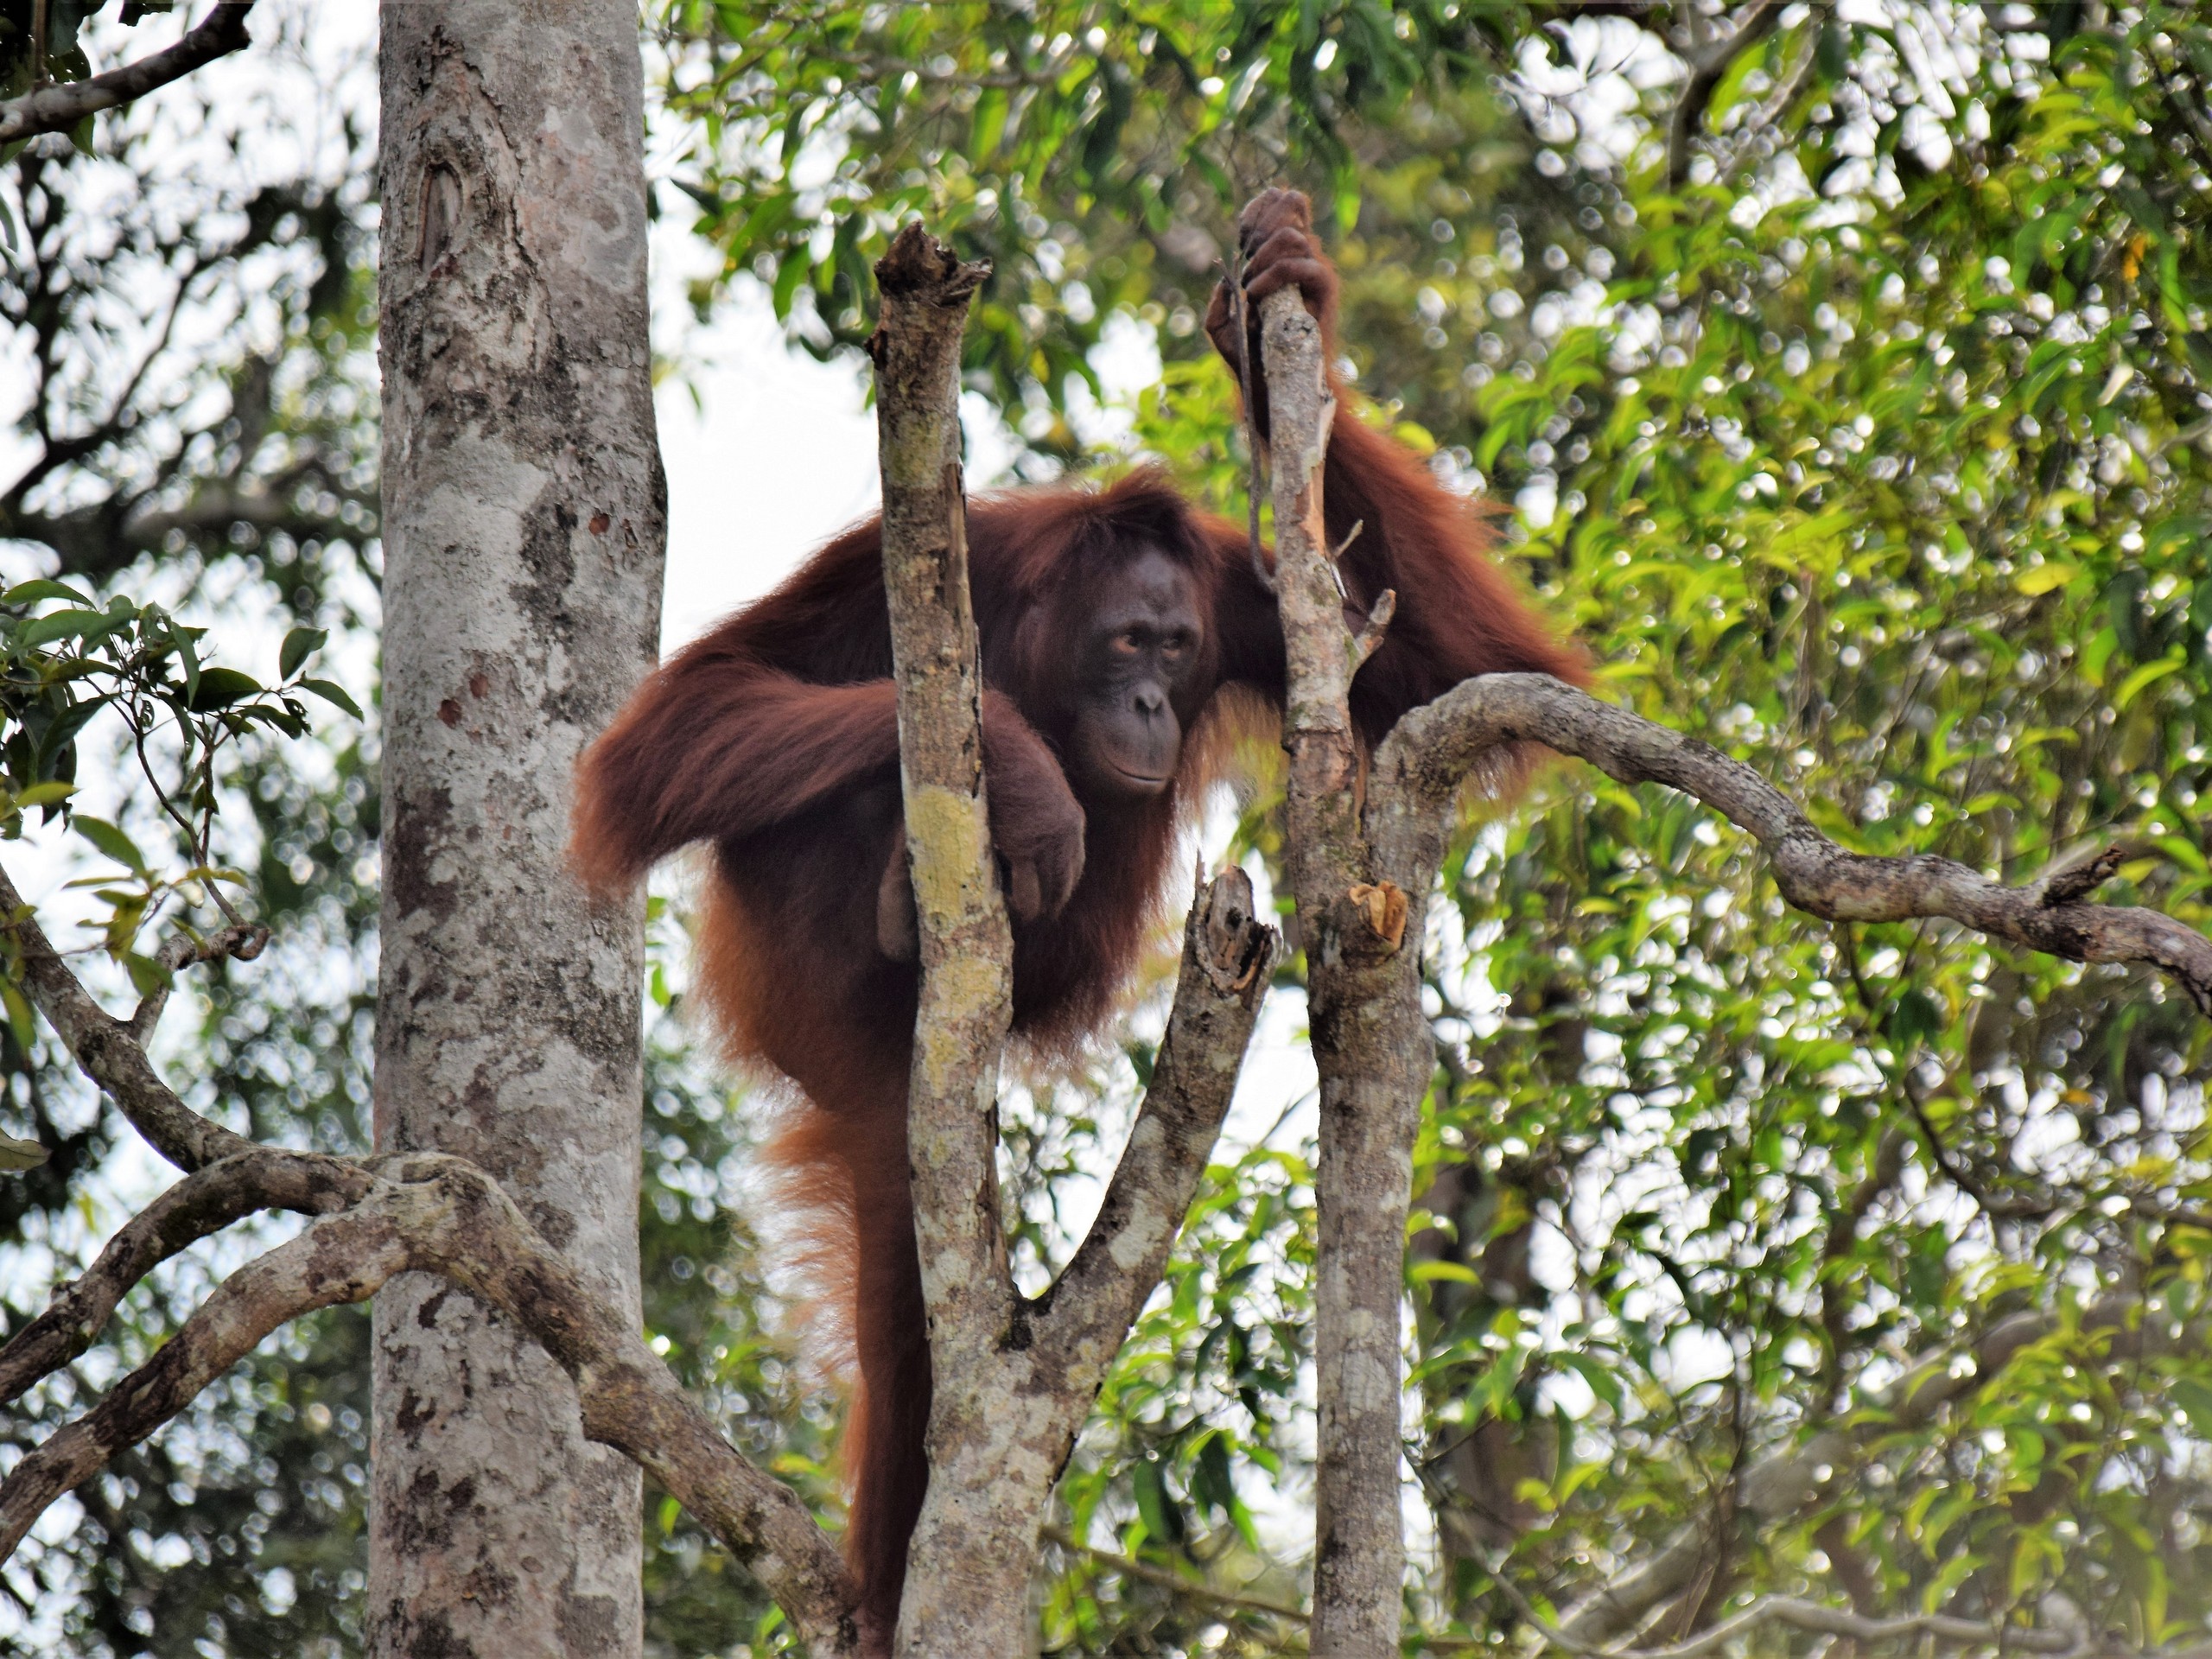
{"left": 16, "top": 608, "right": 111, "bottom": 650}
{"left": 124, "top": 951, "right": 172, "bottom": 999}
{"left": 187, "top": 666, "right": 263, "bottom": 712}
{"left": 2112, "top": 654, "right": 2184, "bottom": 712}
{"left": 35, "top": 693, "right": 111, "bottom": 777}
{"left": 73, "top": 816, "right": 148, "bottom": 874}
{"left": 1131, "top": 1456, "right": 1184, "bottom": 1548}
{"left": 2082, "top": 626, "right": 2120, "bottom": 688}
{"left": 2173, "top": 1377, "right": 2212, "bottom": 1440}
{"left": 2015, "top": 563, "right": 2077, "bottom": 597}
{"left": 0, "top": 1127, "right": 47, "bottom": 1173}
{"left": 0, "top": 977, "right": 34, "bottom": 1057}
{"left": 1, "top": 579, "right": 93, "bottom": 608}
{"left": 296, "top": 677, "right": 363, "bottom": 719}
{"left": 278, "top": 626, "right": 328, "bottom": 681}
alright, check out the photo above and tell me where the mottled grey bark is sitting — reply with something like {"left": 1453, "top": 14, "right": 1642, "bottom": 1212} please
{"left": 1256, "top": 285, "right": 1427, "bottom": 1658}
{"left": 370, "top": 6, "right": 663, "bottom": 1656}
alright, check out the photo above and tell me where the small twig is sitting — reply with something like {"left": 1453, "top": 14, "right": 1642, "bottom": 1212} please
{"left": 125, "top": 922, "right": 269, "bottom": 1041}
{"left": 0, "top": 3, "right": 256, "bottom": 147}
{"left": 1716, "top": 18, "right": 1818, "bottom": 188}
{"left": 2023, "top": 841, "right": 2127, "bottom": 908}
{"left": 1831, "top": 924, "right": 2061, "bottom": 1224}
{"left": 1041, "top": 1526, "right": 1306, "bottom": 1626}
{"left": 0, "top": 855, "right": 251, "bottom": 1172}
{"left": 1352, "top": 586, "right": 1395, "bottom": 670}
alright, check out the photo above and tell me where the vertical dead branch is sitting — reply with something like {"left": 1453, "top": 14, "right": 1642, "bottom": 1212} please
{"left": 873, "top": 222, "right": 1280, "bottom": 1657}
{"left": 872, "top": 222, "right": 1007, "bottom": 1347}
{"left": 868, "top": 220, "right": 1029, "bottom": 1656}
{"left": 1257, "top": 284, "right": 1430, "bottom": 1654}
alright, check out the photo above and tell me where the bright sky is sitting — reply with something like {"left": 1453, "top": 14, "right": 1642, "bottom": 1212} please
{"left": 652, "top": 278, "right": 881, "bottom": 648}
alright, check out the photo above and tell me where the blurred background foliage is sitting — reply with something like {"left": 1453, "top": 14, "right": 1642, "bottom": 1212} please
{"left": 7, "top": 2, "right": 2212, "bottom": 1656}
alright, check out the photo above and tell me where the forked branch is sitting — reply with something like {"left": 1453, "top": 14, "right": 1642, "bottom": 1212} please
{"left": 0, "top": 852, "right": 864, "bottom": 1656}
{"left": 0, "top": 1152, "right": 863, "bottom": 1654}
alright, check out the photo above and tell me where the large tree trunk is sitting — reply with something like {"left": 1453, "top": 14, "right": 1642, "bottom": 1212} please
{"left": 368, "top": 7, "right": 663, "bottom": 1656}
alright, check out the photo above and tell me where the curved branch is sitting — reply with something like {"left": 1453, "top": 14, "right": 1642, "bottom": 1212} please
{"left": 0, "top": 1188, "right": 408, "bottom": 1566}
{"left": 0, "top": 1147, "right": 367, "bottom": 1408}
{"left": 0, "top": 1154, "right": 863, "bottom": 1655}
{"left": 1374, "top": 674, "right": 2212, "bottom": 1014}
{"left": 0, "top": 3, "right": 256, "bottom": 147}
{"left": 0, "top": 857, "right": 252, "bottom": 1171}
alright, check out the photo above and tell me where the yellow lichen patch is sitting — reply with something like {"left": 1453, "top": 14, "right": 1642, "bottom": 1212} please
{"left": 905, "top": 784, "right": 993, "bottom": 925}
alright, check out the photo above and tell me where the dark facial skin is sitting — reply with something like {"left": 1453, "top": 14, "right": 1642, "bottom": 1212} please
{"left": 1067, "top": 548, "right": 1205, "bottom": 801}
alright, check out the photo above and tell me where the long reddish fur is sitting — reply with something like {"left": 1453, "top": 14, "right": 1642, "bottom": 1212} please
{"left": 572, "top": 339, "right": 1583, "bottom": 1658}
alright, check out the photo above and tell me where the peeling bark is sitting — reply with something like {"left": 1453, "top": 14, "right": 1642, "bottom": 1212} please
{"left": 372, "top": 5, "right": 663, "bottom": 1654}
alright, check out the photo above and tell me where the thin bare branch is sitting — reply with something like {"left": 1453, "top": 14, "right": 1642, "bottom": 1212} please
{"left": 0, "top": 3, "right": 256, "bottom": 147}
{"left": 0, "top": 856, "right": 251, "bottom": 1171}
{"left": 125, "top": 922, "right": 268, "bottom": 1043}
{"left": 1375, "top": 675, "right": 2212, "bottom": 1014}
{"left": 0, "top": 1147, "right": 368, "bottom": 1409}
{"left": 1352, "top": 585, "right": 1396, "bottom": 669}
{"left": 1483, "top": 1556, "right": 2084, "bottom": 1659}
{"left": 0, "top": 1190, "right": 410, "bottom": 1567}
{"left": 1548, "top": 1291, "right": 2195, "bottom": 1643}
{"left": 1232, "top": 246, "right": 1274, "bottom": 597}
{"left": 1041, "top": 868, "right": 1276, "bottom": 1376}
{"left": 1042, "top": 1526, "right": 1307, "bottom": 1627}
{"left": 0, "top": 1154, "right": 863, "bottom": 1655}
